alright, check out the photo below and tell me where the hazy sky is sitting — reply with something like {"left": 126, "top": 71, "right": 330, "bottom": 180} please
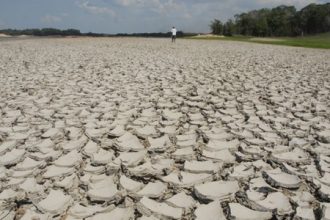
{"left": 0, "top": 0, "right": 329, "bottom": 33}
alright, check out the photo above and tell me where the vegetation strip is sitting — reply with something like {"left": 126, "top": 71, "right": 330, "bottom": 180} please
{"left": 186, "top": 32, "right": 330, "bottom": 49}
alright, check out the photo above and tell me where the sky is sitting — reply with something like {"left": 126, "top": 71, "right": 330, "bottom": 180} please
{"left": 0, "top": 0, "right": 329, "bottom": 34}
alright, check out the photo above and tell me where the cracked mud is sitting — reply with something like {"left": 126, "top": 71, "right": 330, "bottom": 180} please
{"left": 0, "top": 38, "right": 330, "bottom": 219}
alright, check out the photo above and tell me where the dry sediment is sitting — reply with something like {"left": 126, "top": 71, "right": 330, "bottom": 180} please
{"left": 0, "top": 37, "right": 330, "bottom": 219}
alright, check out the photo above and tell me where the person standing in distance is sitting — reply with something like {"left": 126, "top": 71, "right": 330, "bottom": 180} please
{"left": 171, "top": 27, "right": 177, "bottom": 43}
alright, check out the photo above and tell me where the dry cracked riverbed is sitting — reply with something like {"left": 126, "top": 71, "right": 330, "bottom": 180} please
{"left": 0, "top": 37, "right": 330, "bottom": 219}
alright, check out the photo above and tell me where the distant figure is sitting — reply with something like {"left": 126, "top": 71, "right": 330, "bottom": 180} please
{"left": 171, "top": 27, "right": 177, "bottom": 43}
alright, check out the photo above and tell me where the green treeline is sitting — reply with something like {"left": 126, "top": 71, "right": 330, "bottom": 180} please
{"left": 210, "top": 3, "right": 330, "bottom": 37}
{"left": 0, "top": 28, "right": 113, "bottom": 37}
{"left": 0, "top": 28, "right": 195, "bottom": 38}
{"left": 116, "top": 31, "right": 195, "bottom": 37}
{"left": 0, "top": 28, "right": 83, "bottom": 36}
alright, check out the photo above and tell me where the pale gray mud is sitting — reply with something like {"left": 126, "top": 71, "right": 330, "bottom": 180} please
{"left": 0, "top": 38, "right": 330, "bottom": 219}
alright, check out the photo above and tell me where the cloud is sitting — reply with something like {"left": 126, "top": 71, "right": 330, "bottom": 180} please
{"left": 115, "top": 0, "right": 158, "bottom": 7}
{"left": 41, "top": 15, "right": 62, "bottom": 24}
{"left": 78, "top": 0, "right": 116, "bottom": 16}
{"left": 256, "top": 0, "right": 324, "bottom": 8}
{"left": 115, "top": 0, "right": 191, "bottom": 18}
{"left": 154, "top": 0, "right": 182, "bottom": 13}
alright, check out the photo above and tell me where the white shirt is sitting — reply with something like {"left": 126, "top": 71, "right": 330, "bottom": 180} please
{"left": 171, "top": 28, "right": 177, "bottom": 36}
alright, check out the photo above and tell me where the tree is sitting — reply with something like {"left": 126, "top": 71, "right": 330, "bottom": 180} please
{"left": 235, "top": 12, "right": 258, "bottom": 36}
{"left": 210, "top": 19, "right": 223, "bottom": 35}
{"left": 223, "top": 19, "right": 235, "bottom": 36}
{"left": 62, "top": 29, "right": 81, "bottom": 36}
{"left": 211, "top": 2, "right": 329, "bottom": 37}
{"left": 254, "top": 9, "right": 270, "bottom": 36}
{"left": 267, "top": 5, "right": 296, "bottom": 36}
{"left": 298, "top": 3, "right": 330, "bottom": 35}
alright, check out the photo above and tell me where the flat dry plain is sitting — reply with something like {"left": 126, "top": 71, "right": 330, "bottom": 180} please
{"left": 0, "top": 37, "right": 330, "bottom": 219}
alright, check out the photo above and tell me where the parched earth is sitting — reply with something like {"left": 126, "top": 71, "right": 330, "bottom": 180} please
{"left": 0, "top": 37, "right": 330, "bottom": 219}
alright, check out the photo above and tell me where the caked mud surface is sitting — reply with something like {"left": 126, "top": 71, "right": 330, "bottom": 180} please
{"left": 0, "top": 38, "right": 330, "bottom": 219}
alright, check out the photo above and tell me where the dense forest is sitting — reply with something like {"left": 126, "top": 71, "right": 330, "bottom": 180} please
{"left": 210, "top": 3, "right": 330, "bottom": 37}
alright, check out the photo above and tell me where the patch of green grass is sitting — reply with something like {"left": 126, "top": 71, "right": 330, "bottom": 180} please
{"left": 185, "top": 33, "right": 330, "bottom": 49}
{"left": 186, "top": 35, "right": 250, "bottom": 41}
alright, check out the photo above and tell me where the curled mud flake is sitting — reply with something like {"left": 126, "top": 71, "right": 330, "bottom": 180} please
{"left": 0, "top": 148, "right": 25, "bottom": 166}
{"left": 137, "top": 196, "right": 183, "bottom": 220}
{"left": 204, "top": 139, "right": 240, "bottom": 152}
{"left": 83, "top": 140, "right": 101, "bottom": 156}
{"left": 318, "top": 130, "right": 330, "bottom": 143}
{"left": 228, "top": 163, "right": 256, "bottom": 180}
{"left": 41, "top": 128, "right": 63, "bottom": 140}
{"left": 90, "top": 148, "right": 114, "bottom": 165}
{"left": 165, "top": 191, "right": 196, "bottom": 210}
{"left": 229, "top": 203, "right": 272, "bottom": 220}
{"left": 68, "top": 203, "right": 115, "bottom": 219}
{"left": 109, "top": 125, "right": 126, "bottom": 137}
{"left": 86, "top": 207, "right": 134, "bottom": 220}
{"left": 0, "top": 141, "right": 17, "bottom": 156}
{"left": 14, "top": 157, "right": 45, "bottom": 171}
{"left": 119, "top": 175, "right": 145, "bottom": 193}
{"left": 0, "top": 189, "right": 25, "bottom": 201}
{"left": 147, "top": 135, "right": 172, "bottom": 153}
{"left": 115, "top": 150, "right": 146, "bottom": 167}
{"left": 87, "top": 176, "right": 123, "bottom": 202}
{"left": 54, "top": 174, "right": 78, "bottom": 189}
{"left": 194, "top": 180, "right": 239, "bottom": 201}
{"left": 263, "top": 168, "right": 301, "bottom": 189}
{"left": 251, "top": 192, "right": 293, "bottom": 215}
{"left": 61, "top": 135, "right": 88, "bottom": 152}
{"left": 201, "top": 149, "right": 236, "bottom": 163}
{"left": 162, "top": 171, "right": 213, "bottom": 188}
{"left": 53, "top": 150, "right": 82, "bottom": 167}
{"left": 135, "top": 181, "right": 167, "bottom": 198}
{"left": 135, "top": 125, "right": 158, "bottom": 139}
{"left": 194, "top": 200, "right": 226, "bottom": 220}
{"left": 272, "top": 147, "right": 310, "bottom": 164}
{"left": 114, "top": 132, "right": 145, "bottom": 152}
{"left": 43, "top": 165, "right": 75, "bottom": 178}
{"left": 36, "top": 189, "right": 73, "bottom": 215}
{"left": 295, "top": 207, "right": 316, "bottom": 220}
{"left": 184, "top": 160, "right": 221, "bottom": 174}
